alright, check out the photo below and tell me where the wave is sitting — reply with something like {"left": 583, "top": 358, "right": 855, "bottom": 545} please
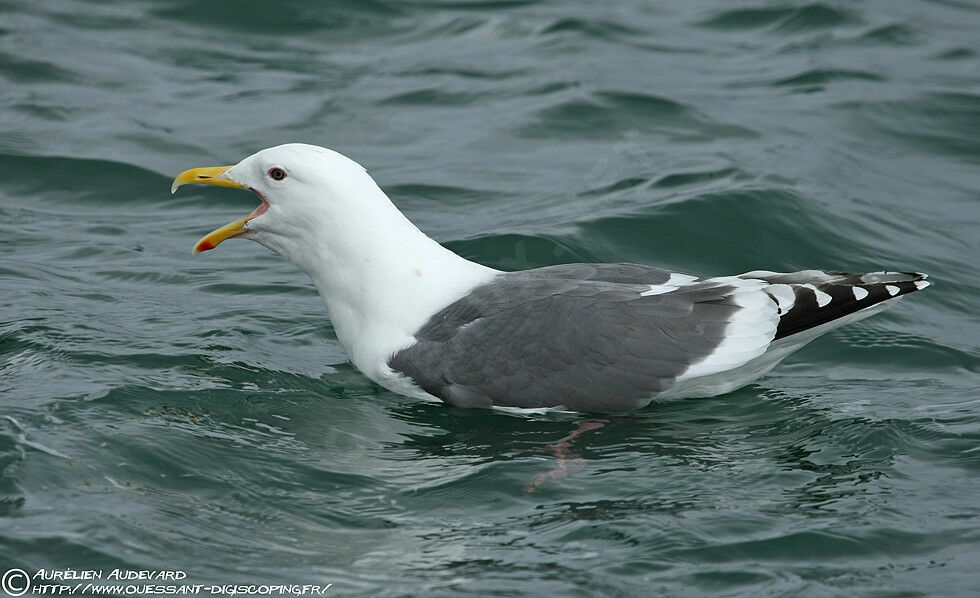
{"left": 518, "top": 91, "right": 757, "bottom": 141}
{"left": 698, "top": 3, "right": 857, "bottom": 33}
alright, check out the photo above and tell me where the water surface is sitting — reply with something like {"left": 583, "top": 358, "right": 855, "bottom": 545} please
{"left": 1, "top": 0, "right": 978, "bottom": 595}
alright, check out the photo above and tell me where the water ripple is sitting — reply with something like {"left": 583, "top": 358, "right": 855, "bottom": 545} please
{"left": 1, "top": 0, "right": 978, "bottom": 594}
{"left": 698, "top": 4, "right": 858, "bottom": 33}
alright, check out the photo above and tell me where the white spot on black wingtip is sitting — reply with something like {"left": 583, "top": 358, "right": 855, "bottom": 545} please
{"left": 852, "top": 286, "right": 869, "bottom": 300}
{"left": 802, "top": 284, "right": 832, "bottom": 307}
{"left": 766, "top": 284, "right": 795, "bottom": 315}
{"left": 886, "top": 285, "right": 900, "bottom": 296}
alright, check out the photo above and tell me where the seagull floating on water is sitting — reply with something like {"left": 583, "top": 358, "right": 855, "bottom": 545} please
{"left": 172, "top": 143, "right": 929, "bottom": 412}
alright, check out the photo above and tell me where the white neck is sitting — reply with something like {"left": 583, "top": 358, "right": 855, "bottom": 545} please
{"left": 263, "top": 178, "right": 498, "bottom": 382}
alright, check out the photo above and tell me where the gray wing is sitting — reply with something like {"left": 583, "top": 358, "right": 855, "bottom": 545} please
{"left": 388, "top": 265, "right": 756, "bottom": 412}
{"left": 512, "top": 262, "right": 675, "bottom": 284}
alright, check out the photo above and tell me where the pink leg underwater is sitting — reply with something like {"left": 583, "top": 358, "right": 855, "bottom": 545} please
{"left": 524, "top": 419, "right": 607, "bottom": 493}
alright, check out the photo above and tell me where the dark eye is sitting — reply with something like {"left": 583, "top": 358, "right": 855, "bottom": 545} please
{"left": 268, "top": 167, "right": 287, "bottom": 181}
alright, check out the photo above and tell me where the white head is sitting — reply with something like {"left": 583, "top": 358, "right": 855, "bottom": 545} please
{"left": 172, "top": 143, "right": 406, "bottom": 271}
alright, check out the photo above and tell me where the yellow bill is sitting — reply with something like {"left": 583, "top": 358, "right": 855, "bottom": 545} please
{"left": 171, "top": 166, "right": 255, "bottom": 254}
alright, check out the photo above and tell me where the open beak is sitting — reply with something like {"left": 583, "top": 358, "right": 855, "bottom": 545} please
{"left": 171, "top": 166, "right": 266, "bottom": 254}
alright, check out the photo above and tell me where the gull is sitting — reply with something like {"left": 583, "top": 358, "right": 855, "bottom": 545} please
{"left": 172, "top": 144, "right": 929, "bottom": 412}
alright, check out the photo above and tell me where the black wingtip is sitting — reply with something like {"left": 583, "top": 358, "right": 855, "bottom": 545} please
{"left": 770, "top": 270, "right": 930, "bottom": 340}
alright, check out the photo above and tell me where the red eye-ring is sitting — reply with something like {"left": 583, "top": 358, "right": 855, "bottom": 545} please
{"left": 268, "top": 167, "right": 287, "bottom": 181}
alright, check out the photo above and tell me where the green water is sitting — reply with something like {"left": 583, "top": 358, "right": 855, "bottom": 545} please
{"left": 1, "top": 0, "right": 979, "bottom": 596}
